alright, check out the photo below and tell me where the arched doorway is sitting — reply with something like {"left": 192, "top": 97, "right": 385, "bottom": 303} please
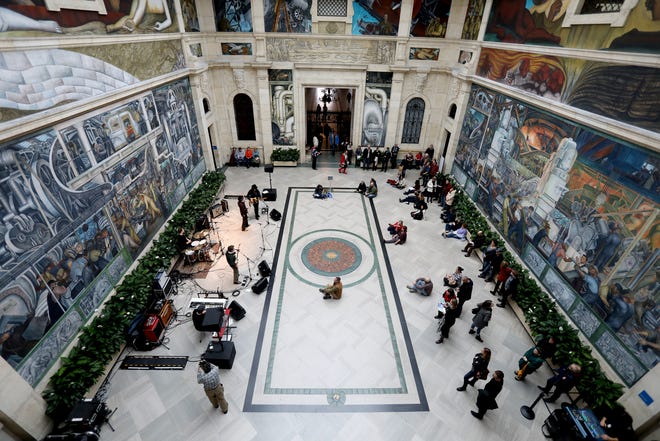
{"left": 305, "top": 87, "right": 354, "bottom": 152}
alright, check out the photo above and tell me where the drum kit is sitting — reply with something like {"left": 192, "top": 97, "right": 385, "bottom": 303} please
{"left": 184, "top": 230, "right": 213, "bottom": 265}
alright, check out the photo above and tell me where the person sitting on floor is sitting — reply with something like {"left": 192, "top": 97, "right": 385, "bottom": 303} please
{"left": 313, "top": 184, "right": 328, "bottom": 199}
{"left": 443, "top": 223, "right": 468, "bottom": 240}
{"left": 411, "top": 196, "right": 428, "bottom": 220}
{"left": 356, "top": 181, "right": 367, "bottom": 194}
{"left": 400, "top": 190, "right": 421, "bottom": 204}
{"left": 407, "top": 277, "right": 433, "bottom": 296}
{"left": 444, "top": 266, "right": 464, "bottom": 288}
{"left": 387, "top": 220, "right": 405, "bottom": 236}
{"left": 319, "top": 276, "right": 343, "bottom": 300}
{"left": 403, "top": 179, "right": 421, "bottom": 195}
{"left": 383, "top": 226, "right": 407, "bottom": 244}
{"left": 366, "top": 179, "right": 378, "bottom": 199}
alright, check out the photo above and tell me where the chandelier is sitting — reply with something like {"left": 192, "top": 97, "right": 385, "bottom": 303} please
{"left": 319, "top": 88, "right": 337, "bottom": 104}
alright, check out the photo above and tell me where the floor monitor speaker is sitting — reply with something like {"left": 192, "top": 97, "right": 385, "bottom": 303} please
{"left": 252, "top": 277, "right": 269, "bottom": 294}
{"left": 228, "top": 300, "right": 246, "bottom": 320}
{"left": 258, "top": 260, "right": 271, "bottom": 277}
{"left": 264, "top": 164, "right": 274, "bottom": 173}
{"left": 262, "top": 188, "right": 277, "bottom": 201}
{"left": 269, "top": 209, "right": 281, "bottom": 221}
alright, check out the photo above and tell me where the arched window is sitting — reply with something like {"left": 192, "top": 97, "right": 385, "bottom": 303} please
{"left": 401, "top": 98, "right": 425, "bottom": 144}
{"left": 233, "top": 94, "right": 256, "bottom": 141}
{"left": 448, "top": 103, "right": 457, "bottom": 119}
{"left": 203, "top": 98, "right": 210, "bottom": 113}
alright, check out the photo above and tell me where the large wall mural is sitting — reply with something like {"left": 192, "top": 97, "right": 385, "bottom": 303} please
{"left": 361, "top": 71, "right": 391, "bottom": 147}
{"left": 0, "top": 42, "right": 185, "bottom": 125}
{"left": 409, "top": 0, "right": 451, "bottom": 37}
{"left": 264, "top": 0, "right": 311, "bottom": 33}
{"left": 0, "top": 0, "right": 178, "bottom": 37}
{"left": 461, "top": 0, "right": 486, "bottom": 40}
{"left": 485, "top": 0, "right": 660, "bottom": 53}
{"left": 214, "top": 0, "right": 252, "bottom": 32}
{"left": 352, "top": 0, "right": 399, "bottom": 35}
{"left": 476, "top": 48, "right": 660, "bottom": 134}
{"left": 0, "top": 77, "right": 204, "bottom": 386}
{"left": 269, "top": 69, "right": 294, "bottom": 146}
{"left": 452, "top": 84, "right": 659, "bottom": 385}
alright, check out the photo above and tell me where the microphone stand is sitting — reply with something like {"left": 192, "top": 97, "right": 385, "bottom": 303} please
{"left": 259, "top": 222, "right": 272, "bottom": 252}
{"left": 238, "top": 248, "right": 255, "bottom": 285}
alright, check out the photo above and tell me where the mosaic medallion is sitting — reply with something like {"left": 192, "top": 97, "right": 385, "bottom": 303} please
{"left": 302, "top": 238, "right": 361, "bottom": 276}
{"left": 287, "top": 229, "right": 376, "bottom": 287}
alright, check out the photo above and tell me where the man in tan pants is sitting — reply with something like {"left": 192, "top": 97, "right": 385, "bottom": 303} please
{"left": 197, "top": 360, "right": 229, "bottom": 413}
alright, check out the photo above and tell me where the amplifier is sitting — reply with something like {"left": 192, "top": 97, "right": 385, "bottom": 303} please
{"left": 153, "top": 270, "right": 173, "bottom": 298}
{"left": 158, "top": 300, "right": 175, "bottom": 328}
{"left": 143, "top": 314, "right": 164, "bottom": 342}
{"left": 262, "top": 188, "right": 277, "bottom": 201}
{"left": 210, "top": 204, "right": 223, "bottom": 218}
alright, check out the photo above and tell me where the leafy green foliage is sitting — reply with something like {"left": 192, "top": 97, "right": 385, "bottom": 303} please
{"left": 42, "top": 171, "right": 225, "bottom": 421}
{"left": 271, "top": 147, "right": 300, "bottom": 162}
{"left": 452, "top": 182, "right": 624, "bottom": 408}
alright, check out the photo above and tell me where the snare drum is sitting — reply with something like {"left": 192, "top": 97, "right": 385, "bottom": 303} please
{"left": 184, "top": 249, "right": 196, "bottom": 265}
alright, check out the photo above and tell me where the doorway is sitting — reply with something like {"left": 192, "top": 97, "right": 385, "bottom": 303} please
{"left": 305, "top": 87, "right": 354, "bottom": 151}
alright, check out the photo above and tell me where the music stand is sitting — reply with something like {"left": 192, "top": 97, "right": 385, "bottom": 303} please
{"left": 327, "top": 175, "right": 333, "bottom": 193}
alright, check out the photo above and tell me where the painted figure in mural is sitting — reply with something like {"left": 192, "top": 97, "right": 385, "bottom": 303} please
{"left": 486, "top": 0, "right": 561, "bottom": 44}
{"left": 362, "top": 99, "right": 385, "bottom": 146}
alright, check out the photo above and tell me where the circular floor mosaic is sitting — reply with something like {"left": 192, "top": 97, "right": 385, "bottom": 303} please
{"left": 302, "top": 238, "right": 361, "bottom": 276}
{"left": 286, "top": 230, "right": 375, "bottom": 287}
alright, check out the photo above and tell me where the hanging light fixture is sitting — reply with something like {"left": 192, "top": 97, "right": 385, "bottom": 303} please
{"left": 319, "top": 88, "right": 337, "bottom": 104}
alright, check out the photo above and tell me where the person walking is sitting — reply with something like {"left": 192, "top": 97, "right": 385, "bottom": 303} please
{"left": 469, "top": 300, "right": 493, "bottom": 342}
{"left": 471, "top": 370, "right": 504, "bottom": 419}
{"left": 320, "top": 276, "right": 343, "bottom": 300}
{"left": 311, "top": 146, "right": 320, "bottom": 170}
{"left": 226, "top": 245, "right": 239, "bottom": 284}
{"left": 437, "top": 298, "right": 459, "bottom": 343}
{"left": 197, "top": 360, "right": 229, "bottom": 413}
{"left": 457, "top": 347, "right": 491, "bottom": 391}
{"left": 238, "top": 196, "right": 249, "bottom": 231}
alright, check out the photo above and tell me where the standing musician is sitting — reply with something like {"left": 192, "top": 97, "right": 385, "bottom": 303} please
{"left": 246, "top": 184, "right": 262, "bottom": 220}
{"left": 238, "top": 196, "right": 249, "bottom": 231}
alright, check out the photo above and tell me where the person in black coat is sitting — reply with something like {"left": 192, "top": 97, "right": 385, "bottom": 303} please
{"left": 456, "top": 276, "right": 473, "bottom": 317}
{"left": 463, "top": 230, "right": 486, "bottom": 257}
{"left": 457, "top": 347, "right": 491, "bottom": 390}
{"left": 472, "top": 370, "right": 504, "bottom": 419}
{"left": 539, "top": 363, "right": 581, "bottom": 403}
{"left": 497, "top": 269, "right": 519, "bottom": 308}
{"left": 437, "top": 299, "right": 459, "bottom": 343}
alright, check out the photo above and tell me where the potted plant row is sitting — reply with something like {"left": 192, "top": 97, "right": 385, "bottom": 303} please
{"left": 271, "top": 147, "right": 300, "bottom": 166}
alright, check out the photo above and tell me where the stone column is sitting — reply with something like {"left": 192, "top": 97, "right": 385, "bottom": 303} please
{"left": 386, "top": 73, "right": 405, "bottom": 146}
{"left": 256, "top": 68, "right": 274, "bottom": 162}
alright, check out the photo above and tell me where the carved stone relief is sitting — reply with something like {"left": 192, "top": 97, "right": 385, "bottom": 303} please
{"left": 233, "top": 68, "right": 246, "bottom": 90}
{"left": 414, "top": 71, "right": 428, "bottom": 94}
{"left": 266, "top": 38, "right": 394, "bottom": 65}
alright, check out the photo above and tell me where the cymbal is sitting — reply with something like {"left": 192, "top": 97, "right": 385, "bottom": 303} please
{"left": 193, "top": 230, "right": 209, "bottom": 239}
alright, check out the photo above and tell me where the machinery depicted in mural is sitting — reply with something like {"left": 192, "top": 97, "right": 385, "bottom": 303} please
{"left": 361, "top": 72, "right": 391, "bottom": 147}
{"left": 0, "top": 77, "right": 203, "bottom": 386}
{"left": 453, "top": 85, "right": 659, "bottom": 385}
{"left": 264, "top": 0, "right": 311, "bottom": 33}
{"left": 353, "top": 0, "right": 400, "bottom": 36}
{"left": 269, "top": 69, "right": 295, "bottom": 146}
{"left": 214, "top": 0, "right": 252, "bottom": 32}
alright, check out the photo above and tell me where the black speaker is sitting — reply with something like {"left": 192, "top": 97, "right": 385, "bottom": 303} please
{"left": 195, "top": 214, "right": 210, "bottom": 231}
{"left": 252, "top": 277, "right": 269, "bottom": 294}
{"left": 204, "top": 341, "right": 236, "bottom": 369}
{"left": 264, "top": 164, "right": 274, "bottom": 173}
{"left": 258, "top": 260, "right": 271, "bottom": 277}
{"left": 228, "top": 300, "right": 246, "bottom": 320}
{"left": 270, "top": 209, "right": 281, "bottom": 221}
{"left": 262, "top": 188, "right": 277, "bottom": 201}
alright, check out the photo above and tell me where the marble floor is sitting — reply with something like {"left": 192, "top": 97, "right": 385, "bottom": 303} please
{"left": 101, "top": 164, "right": 558, "bottom": 441}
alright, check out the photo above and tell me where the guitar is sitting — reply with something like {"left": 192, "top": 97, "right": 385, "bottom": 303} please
{"left": 248, "top": 197, "right": 260, "bottom": 206}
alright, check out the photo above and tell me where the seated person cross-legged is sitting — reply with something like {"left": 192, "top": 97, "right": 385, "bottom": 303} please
{"left": 383, "top": 226, "right": 407, "bottom": 244}
{"left": 444, "top": 266, "right": 464, "bottom": 287}
{"left": 313, "top": 184, "right": 329, "bottom": 199}
{"left": 407, "top": 277, "right": 433, "bottom": 296}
